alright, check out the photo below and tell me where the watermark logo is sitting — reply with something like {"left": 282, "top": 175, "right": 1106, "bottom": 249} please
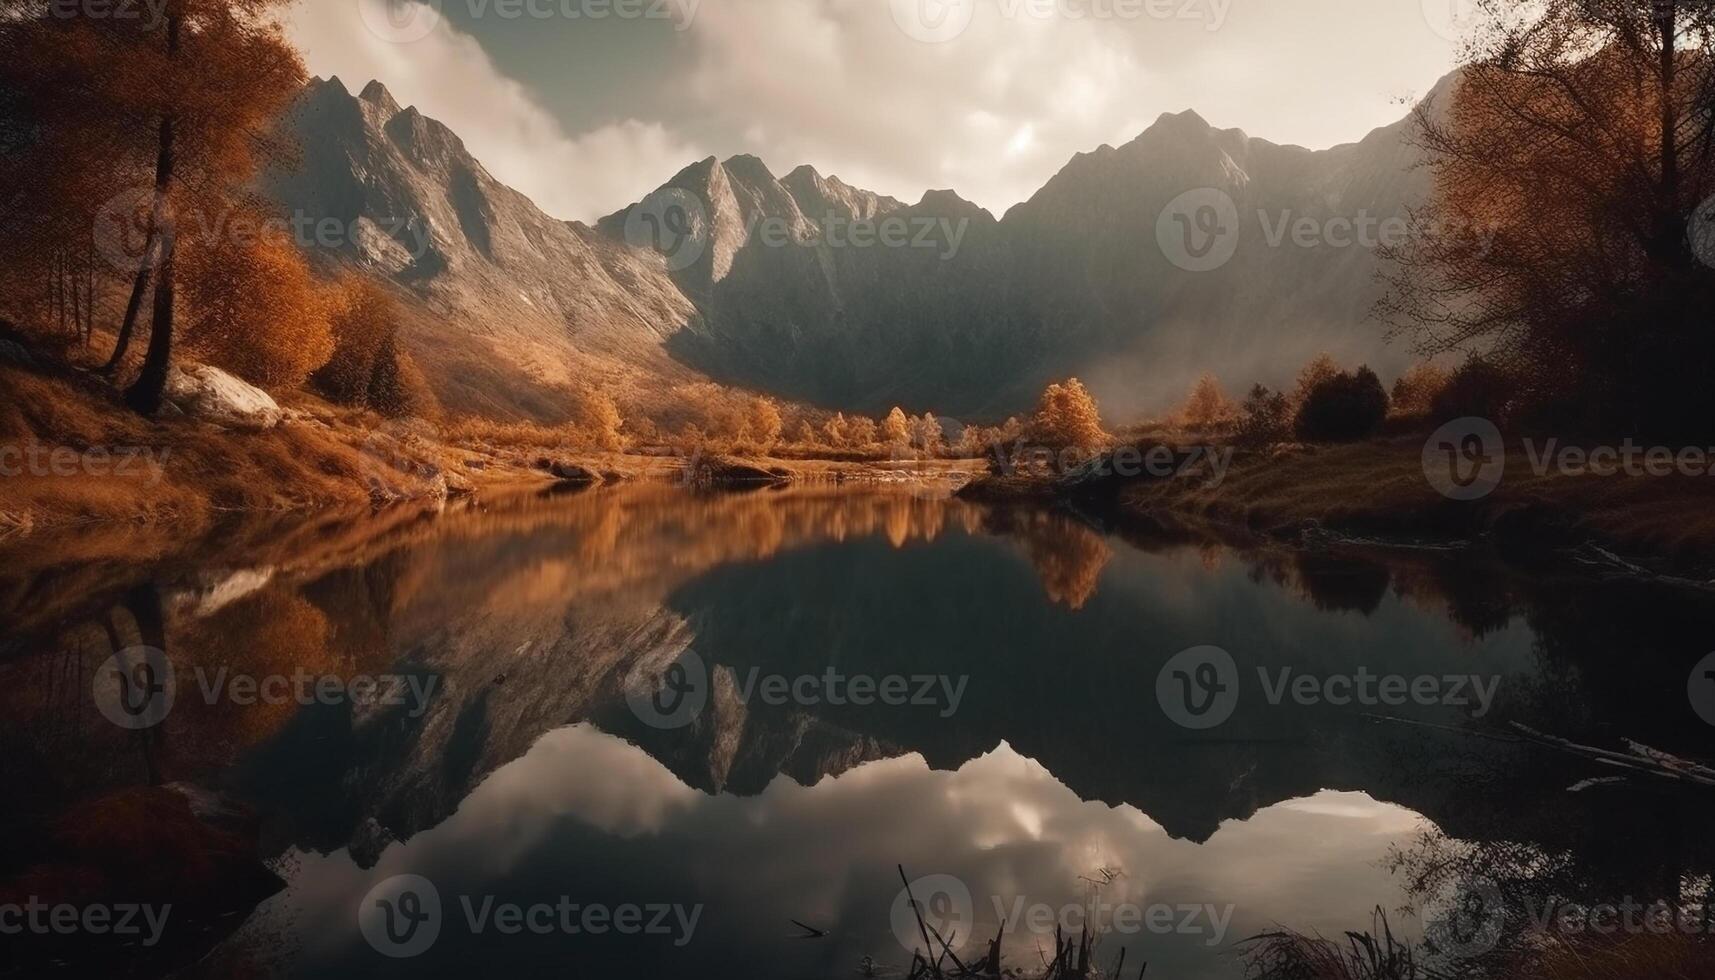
{"left": 1423, "top": 417, "right": 1505, "bottom": 500}
{"left": 891, "top": 874, "right": 975, "bottom": 956}
{"left": 359, "top": 0, "right": 444, "bottom": 43}
{"left": 1420, "top": 877, "right": 1505, "bottom": 960}
{"left": 1692, "top": 195, "right": 1715, "bottom": 269}
{"left": 359, "top": 874, "right": 443, "bottom": 958}
{"left": 625, "top": 648, "right": 710, "bottom": 730}
{"left": 92, "top": 646, "right": 175, "bottom": 731}
{"left": 93, "top": 187, "right": 164, "bottom": 277}
{"left": 1421, "top": 0, "right": 1481, "bottom": 43}
{"left": 1155, "top": 645, "right": 1240, "bottom": 730}
{"left": 1156, "top": 188, "right": 1239, "bottom": 273}
{"left": 624, "top": 187, "right": 710, "bottom": 272}
{"left": 1690, "top": 652, "right": 1715, "bottom": 726}
{"left": 891, "top": 0, "right": 977, "bottom": 42}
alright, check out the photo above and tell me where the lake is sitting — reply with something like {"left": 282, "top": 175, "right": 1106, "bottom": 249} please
{"left": 3, "top": 483, "right": 1711, "bottom": 978}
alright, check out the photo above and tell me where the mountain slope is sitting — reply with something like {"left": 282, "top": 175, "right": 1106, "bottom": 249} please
{"left": 273, "top": 74, "right": 1451, "bottom": 423}
{"left": 266, "top": 77, "right": 703, "bottom": 422}
{"left": 605, "top": 88, "right": 1447, "bottom": 419}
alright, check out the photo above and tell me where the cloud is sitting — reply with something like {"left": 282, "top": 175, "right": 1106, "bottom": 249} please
{"left": 285, "top": 1, "right": 704, "bottom": 222}
{"left": 287, "top": 0, "right": 1457, "bottom": 218}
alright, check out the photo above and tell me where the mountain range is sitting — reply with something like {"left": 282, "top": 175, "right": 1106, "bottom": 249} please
{"left": 269, "top": 75, "right": 1450, "bottom": 422}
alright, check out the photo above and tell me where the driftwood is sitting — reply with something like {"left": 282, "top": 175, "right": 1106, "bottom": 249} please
{"left": 1508, "top": 723, "right": 1715, "bottom": 789}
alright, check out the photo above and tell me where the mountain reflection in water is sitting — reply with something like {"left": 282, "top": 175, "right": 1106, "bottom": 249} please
{"left": 3, "top": 483, "right": 1712, "bottom": 979}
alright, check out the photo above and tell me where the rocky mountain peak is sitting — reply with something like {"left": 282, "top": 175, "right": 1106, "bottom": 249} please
{"left": 358, "top": 79, "right": 402, "bottom": 120}
{"left": 782, "top": 165, "right": 905, "bottom": 222}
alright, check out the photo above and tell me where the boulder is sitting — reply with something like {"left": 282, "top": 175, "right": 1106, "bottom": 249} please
{"left": 163, "top": 362, "right": 282, "bottom": 430}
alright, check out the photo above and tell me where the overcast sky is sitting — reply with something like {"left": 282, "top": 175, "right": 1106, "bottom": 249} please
{"left": 289, "top": 0, "right": 1466, "bottom": 223}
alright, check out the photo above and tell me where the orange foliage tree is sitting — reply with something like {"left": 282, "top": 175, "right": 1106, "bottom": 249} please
{"left": 1030, "top": 378, "right": 1107, "bottom": 450}
{"left": 179, "top": 217, "right": 332, "bottom": 388}
{"left": 0, "top": 1, "right": 308, "bottom": 412}
{"left": 1381, "top": 0, "right": 1715, "bottom": 432}
{"left": 315, "top": 273, "right": 425, "bottom": 416}
{"left": 1182, "top": 373, "right": 1234, "bottom": 430}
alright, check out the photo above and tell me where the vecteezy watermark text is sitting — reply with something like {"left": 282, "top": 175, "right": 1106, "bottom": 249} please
{"left": 0, "top": 898, "right": 171, "bottom": 948}
{"left": 0, "top": 441, "right": 169, "bottom": 486}
{"left": 990, "top": 896, "right": 1234, "bottom": 946}
{"left": 358, "top": 875, "right": 702, "bottom": 958}
{"left": 93, "top": 648, "right": 439, "bottom": 730}
{"left": 751, "top": 212, "right": 971, "bottom": 260}
{"left": 1157, "top": 187, "right": 1496, "bottom": 273}
{"left": 1423, "top": 418, "right": 1715, "bottom": 500}
{"left": 625, "top": 650, "right": 968, "bottom": 729}
{"left": 989, "top": 441, "right": 1235, "bottom": 488}
{"left": 1154, "top": 646, "right": 1501, "bottom": 730}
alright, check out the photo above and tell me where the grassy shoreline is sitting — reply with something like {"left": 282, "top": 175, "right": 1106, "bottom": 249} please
{"left": 0, "top": 362, "right": 984, "bottom": 542}
{"left": 961, "top": 435, "right": 1715, "bottom": 579}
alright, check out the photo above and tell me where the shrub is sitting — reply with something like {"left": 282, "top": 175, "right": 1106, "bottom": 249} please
{"left": 1390, "top": 362, "right": 1451, "bottom": 418}
{"left": 1182, "top": 373, "right": 1235, "bottom": 430}
{"left": 1236, "top": 384, "right": 1292, "bottom": 446}
{"left": 314, "top": 274, "right": 427, "bottom": 417}
{"left": 1291, "top": 353, "right": 1342, "bottom": 410}
{"left": 1430, "top": 357, "right": 1514, "bottom": 423}
{"left": 1294, "top": 366, "right": 1389, "bottom": 442}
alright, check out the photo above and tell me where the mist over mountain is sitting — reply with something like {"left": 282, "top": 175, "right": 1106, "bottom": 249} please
{"left": 272, "top": 75, "right": 1450, "bottom": 422}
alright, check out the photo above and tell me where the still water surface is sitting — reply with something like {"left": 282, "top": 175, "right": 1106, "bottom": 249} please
{"left": 6, "top": 484, "right": 1711, "bottom": 978}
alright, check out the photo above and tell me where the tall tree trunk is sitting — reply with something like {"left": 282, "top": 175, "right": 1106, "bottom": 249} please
{"left": 1657, "top": 0, "right": 1681, "bottom": 260}
{"left": 123, "top": 13, "right": 181, "bottom": 415}
{"left": 124, "top": 220, "right": 174, "bottom": 415}
{"left": 104, "top": 242, "right": 155, "bottom": 374}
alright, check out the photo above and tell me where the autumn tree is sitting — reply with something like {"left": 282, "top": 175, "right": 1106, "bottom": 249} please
{"left": 881, "top": 407, "right": 912, "bottom": 447}
{"left": 0, "top": 1, "right": 308, "bottom": 412}
{"left": 571, "top": 386, "right": 624, "bottom": 452}
{"left": 179, "top": 216, "right": 332, "bottom": 388}
{"left": 847, "top": 416, "right": 879, "bottom": 448}
{"left": 792, "top": 419, "right": 818, "bottom": 447}
{"left": 1291, "top": 353, "right": 1341, "bottom": 410}
{"left": 1389, "top": 362, "right": 1450, "bottom": 418}
{"left": 823, "top": 411, "right": 850, "bottom": 448}
{"left": 0, "top": 6, "right": 154, "bottom": 342}
{"left": 1182, "top": 372, "right": 1234, "bottom": 430}
{"left": 314, "top": 273, "right": 424, "bottom": 416}
{"left": 1382, "top": 0, "right": 1715, "bottom": 433}
{"left": 747, "top": 396, "right": 783, "bottom": 451}
{"left": 1030, "top": 378, "right": 1107, "bottom": 450}
{"left": 913, "top": 412, "right": 946, "bottom": 456}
